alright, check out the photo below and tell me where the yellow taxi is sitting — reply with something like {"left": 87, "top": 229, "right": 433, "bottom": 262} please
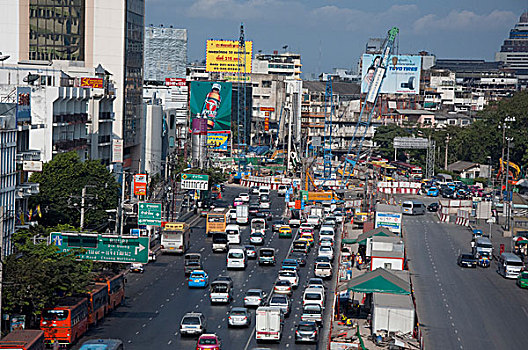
{"left": 278, "top": 225, "right": 293, "bottom": 238}
{"left": 299, "top": 232, "right": 314, "bottom": 247}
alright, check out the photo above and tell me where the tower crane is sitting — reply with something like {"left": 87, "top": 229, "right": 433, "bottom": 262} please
{"left": 341, "top": 27, "right": 399, "bottom": 186}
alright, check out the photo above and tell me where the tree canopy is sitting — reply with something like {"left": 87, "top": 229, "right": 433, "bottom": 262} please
{"left": 2, "top": 226, "right": 92, "bottom": 327}
{"left": 29, "top": 152, "right": 119, "bottom": 230}
{"left": 372, "top": 91, "right": 528, "bottom": 173}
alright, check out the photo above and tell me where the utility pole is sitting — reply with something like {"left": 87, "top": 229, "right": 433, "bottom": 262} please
{"left": 505, "top": 137, "right": 513, "bottom": 232}
{"left": 119, "top": 171, "right": 126, "bottom": 236}
{"left": 286, "top": 107, "right": 292, "bottom": 172}
{"left": 444, "top": 133, "right": 450, "bottom": 170}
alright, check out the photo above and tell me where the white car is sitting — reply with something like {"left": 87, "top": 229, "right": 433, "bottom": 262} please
{"left": 244, "top": 289, "right": 267, "bottom": 307}
{"left": 277, "top": 185, "right": 287, "bottom": 196}
{"left": 299, "top": 223, "right": 315, "bottom": 231}
{"left": 306, "top": 215, "right": 320, "bottom": 227}
{"left": 319, "top": 227, "right": 335, "bottom": 241}
{"left": 228, "top": 208, "right": 237, "bottom": 221}
{"left": 318, "top": 245, "right": 334, "bottom": 261}
{"left": 314, "top": 262, "right": 332, "bottom": 278}
{"left": 240, "top": 193, "right": 250, "bottom": 202}
{"left": 319, "top": 237, "right": 334, "bottom": 247}
{"left": 250, "top": 232, "right": 264, "bottom": 245}
{"left": 278, "top": 269, "right": 299, "bottom": 288}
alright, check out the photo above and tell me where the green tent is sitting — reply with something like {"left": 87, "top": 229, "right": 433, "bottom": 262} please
{"left": 342, "top": 227, "right": 397, "bottom": 245}
{"left": 347, "top": 268, "right": 411, "bottom": 295}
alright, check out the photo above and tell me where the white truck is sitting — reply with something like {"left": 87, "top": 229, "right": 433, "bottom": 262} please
{"left": 160, "top": 222, "right": 190, "bottom": 254}
{"left": 310, "top": 206, "right": 324, "bottom": 219}
{"left": 251, "top": 218, "right": 266, "bottom": 234}
{"left": 255, "top": 306, "right": 283, "bottom": 342}
{"left": 236, "top": 204, "right": 249, "bottom": 225}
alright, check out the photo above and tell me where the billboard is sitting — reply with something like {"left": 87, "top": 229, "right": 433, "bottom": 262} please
{"left": 207, "top": 131, "right": 230, "bottom": 151}
{"left": 190, "top": 81, "right": 232, "bottom": 131}
{"left": 375, "top": 211, "right": 402, "bottom": 234}
{"left": 133, "top": 174, "right": 148, "bottom": 196}
{"left": 206, "top": 40, "right": 253, "bottom": 73}
{"left": 361, "top": 54, "right": 421, "bottom": 94}
{"left": 165, "top": 78, "right": 186, "bottom": 86}
{"left": 80, "top": 77, "right": 103, "bottom": 89}
{"left": 16, "top": 87, "right": 31, "bottom": 123}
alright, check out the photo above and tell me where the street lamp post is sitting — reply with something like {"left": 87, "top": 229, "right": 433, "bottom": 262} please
{"left": 505, "top": 137, "right": 514, "bottom": 232}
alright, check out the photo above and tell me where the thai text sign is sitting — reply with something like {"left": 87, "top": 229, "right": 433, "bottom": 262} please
{"left": 80, "top": 77, "right": 104, "bottom": 89}
{"left": 206, "top": 40, "right": 253, "bottom": 73}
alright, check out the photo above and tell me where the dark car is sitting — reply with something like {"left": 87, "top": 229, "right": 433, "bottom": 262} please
{"left": 289, "top": 251, "right": 307, "bottom": 266}
{"left": 272, "top": 220, "right": 285, "bottom": 232}
{"left": 457, "top": 253, "right": 477, "bottom": 268}
{"left": 249, "top": 204, "right": 260, "bottom": 216}
{"left": 256, "top": 209, "right": 273, "bottom": 221}
{"left": 427, "top": 202, "right": 439, "bottom": 212}
{"left": 314, "top": 256, "right": 331, "bottom": 265}
{"left": 442, "top": 188, "right": 455, "bottom": 199}
{"left": 295, "top": 321, "right": 318, "bottom": 343}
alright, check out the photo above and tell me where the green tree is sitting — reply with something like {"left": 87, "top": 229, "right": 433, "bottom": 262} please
{"left": 29, "top": 152, "right": 119, "bottom": 230}
{"left": 2, "top": 228, "right": 92, "bottom": 327}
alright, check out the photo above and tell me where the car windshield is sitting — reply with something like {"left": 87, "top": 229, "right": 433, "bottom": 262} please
{"left": 247, "top": 290, "right": 261, "bottom": 296}
{"left": 304, "top": 305, "right": 321, "bottom": 313}
{"left": 230, "top": 310, "right": 247, "bottom": 316}
{"left": 305, "top": 293, "right": 321, "bottom": 300}
{"left": 309, "top": 279, "right": 323, "bottom": 285}
{"left": 461, "top": 254, "right": 474, "bottom": 259}
{"left": 276, "top": 280, "right": 290, "bottom": 286}
{"left": 199, "top": 338, "right": 217, "bottom": 345}
{"left": 42, "top": 309, "right": 68, "bottom": 321}
{"left": 251, "top": 232, "right": 263, "bottom": 237}
{"left": 508, "top": 261, "right": 524, "bottom": 267}
{"left": 190, "top": 272, "right": 204, "bottom": 278}
{"left": 320, "top": 247, "right": 331, "bottom": 252}
{"left": 298, "top": 324, "right": 316, "bottom": 331}
{"left": 229, "top": 252, "right": 244, "bottom": 259}
{"left": 226, "top": 230, "right": 239, "bottom": 235}
{"left": 245, "top": 246, "right": 255, "bottom": 251}
{"left": 283, "top": 260, "right": 296, "bottom": 265}
{"left": 213, "top": 236, "right": 227, "bottom": 243}
{"left": 186, "top": 261, "right": 201, "bottom": 267}
{"left": 317, "top": 263, "right": 331, "bottom": 268}
{"left": 270, "top": 296, "right": 287, "bottom": 304}
{"left": 477, "top": 243, "right": 493, "bottom": 249}
{"left": 402, "top": 203, "right": 413, "bottom": 208}
{"left": 260, "top": 250, "right": 274, "bottom": 257}
{"left": 280, "top": 271, "right": 295, "bottom": 277}
{"left": 182, "top": 316, "right": 200, "bottom": 325}
{"left": 211, "top": 284, "right": 228, "bottom": 292}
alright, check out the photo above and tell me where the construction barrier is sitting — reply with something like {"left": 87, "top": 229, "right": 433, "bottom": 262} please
{"left": 377, "top": 181, "right": 421, "bottom": 195}
{"left": 455, "top": 209, "right": 470, "bottom": 226}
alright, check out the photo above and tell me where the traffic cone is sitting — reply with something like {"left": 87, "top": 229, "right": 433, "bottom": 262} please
{"left": 218, "top": 191, "right": 222, "bottom": 200}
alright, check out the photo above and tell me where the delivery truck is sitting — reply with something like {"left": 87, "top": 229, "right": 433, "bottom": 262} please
{"left": 256, "top": 306, "right": 283, "bottom": 342}
{"left": 236, "top": 204, "right": 249, "bottom": 225}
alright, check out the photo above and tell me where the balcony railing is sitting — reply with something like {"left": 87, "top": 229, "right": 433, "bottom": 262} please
{"left": 53, "top": 113, "right": 88, "bottom": 124}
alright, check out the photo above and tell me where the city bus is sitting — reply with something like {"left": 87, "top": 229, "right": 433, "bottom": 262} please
{"left": 0, "top": 329, "right": 45, "bottom": 350}
{"left": 369, "top": 161, "right": 397, "bottom": 181}
{"left": 161, "top": 222, "right": 190, "bottom": 254}
{"left": 40, "top": 297, "right": 89, "bottom": 346}
{"left": 206, "top": 207, "right": 229, "bottom": 236}
{"left": 390, "top": 161, "right": 423, "bottom": 180}
{"left": 86, "top": 283, "right": 109, "bottom": 326}
{"left": 95, "top": 272, "right": 125, "bottom": 311}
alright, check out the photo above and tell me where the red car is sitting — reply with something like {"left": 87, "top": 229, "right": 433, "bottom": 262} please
{"left": 196, "top": 334, "right": 221, "bottom": 350}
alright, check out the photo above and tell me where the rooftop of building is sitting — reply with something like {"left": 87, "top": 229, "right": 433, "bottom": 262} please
{"left": 433, "top": 59, "right": 503, "bottom": 73}
{"left": 302, "top": 80, "right": 360, "bottom": 95}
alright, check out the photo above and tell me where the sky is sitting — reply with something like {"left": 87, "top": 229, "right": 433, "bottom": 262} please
{"left": 146, "top": 0, "right": 528, "bottom": 77}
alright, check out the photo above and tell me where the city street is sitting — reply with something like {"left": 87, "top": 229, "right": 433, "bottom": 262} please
{"left": 405, "top": 207, "right": 528, "bottom": 350}
{"left": 76, "top": 186, "right": 331, "bottom": 349}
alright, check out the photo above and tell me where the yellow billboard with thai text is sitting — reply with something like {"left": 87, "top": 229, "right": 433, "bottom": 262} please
{"left": 206, "top": 40, "right": 253, "bottom": 73}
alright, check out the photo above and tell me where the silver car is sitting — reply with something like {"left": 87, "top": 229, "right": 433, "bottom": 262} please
{"left": 227, "top": 307, "right": 251, "bottom": 327}
{"left": 268, "top": 294, "right": 290, "bottom": 317}
{"left": 244, "top": 289, "right": 267, "bottom": 307}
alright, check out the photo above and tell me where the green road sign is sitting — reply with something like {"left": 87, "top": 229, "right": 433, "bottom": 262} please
{"left": 181, "top": 173, "right": 209, "bottom": 190}
{"left": 50, "top": 232, "right": 149, "bottom": 263}
{"left": 138, "top": 202, "right": 162, "bottom": 226}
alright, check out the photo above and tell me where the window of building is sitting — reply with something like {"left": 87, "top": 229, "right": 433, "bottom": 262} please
{"left": 262, "top": 80, "right": 272, "bottom": 88}
{"left": 169, "top": 114, "right": 175, "bottom": 130}
{"left": 29, "top": 0, "right": 85, "bottom": 61}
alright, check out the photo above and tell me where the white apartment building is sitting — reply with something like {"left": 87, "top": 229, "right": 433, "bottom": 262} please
{"left": 253, "top": 52, "right": 302, "bottom": 80}
{"left": 0, "top": 0, "right": 145, "bottom": 170}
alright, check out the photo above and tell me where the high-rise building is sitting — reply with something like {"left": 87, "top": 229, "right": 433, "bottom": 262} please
{"left": 496, "top": 11, "right": 528, "bottom": 87}
{"left": 144, "top": 26, "right": 187, "bottom": 82}
{"left": 0, "top": 0, "right": 145, "bottom": 170}
{"left": 0, "top": 111, "right": 17, "bottom": 256}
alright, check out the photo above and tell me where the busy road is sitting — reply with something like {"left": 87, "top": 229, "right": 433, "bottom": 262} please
{"left": 404, "top": 197, "right": 528, "bottom": 350}
{"left": 76, "top": 185, "right": 336, "bottom": 349}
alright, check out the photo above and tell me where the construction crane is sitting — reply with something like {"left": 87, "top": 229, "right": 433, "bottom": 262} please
{"left": 323, "top": 77, "right": 334, "bottom": 179}
{"left": 341, "top": 27, "right": 399, "bottom": 186}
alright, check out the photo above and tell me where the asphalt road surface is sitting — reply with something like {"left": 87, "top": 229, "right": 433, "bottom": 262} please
{"left": 404, "top": 201, "right": 528, "bottom": 350}
{"left": 76, "top": 185, "right": 333, "bottom": 349}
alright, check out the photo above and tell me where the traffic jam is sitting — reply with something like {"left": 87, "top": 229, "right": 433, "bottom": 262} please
{"left": 169, "top": 184, "right": 343, "bottom": 348}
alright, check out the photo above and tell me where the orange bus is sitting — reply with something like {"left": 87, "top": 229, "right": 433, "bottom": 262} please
{"left": 206, "top": 207, "right": 229, "bottom": 236}
{"left": 102, "top": 272, "right": 126, "bottom": 311}
{"left": 0, "top": 329, "right": 45, "bottom": 350}
{"left": 40, "top": 297, "right": 88, "bottom": 346}
{"left": 86, "top": 283, "right": 109, "bottom": 326}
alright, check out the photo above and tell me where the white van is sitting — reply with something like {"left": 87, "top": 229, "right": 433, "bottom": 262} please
{"left": 259, "top": 186, "right": 270, "bottom": 197}
{"left": 497, "top": 252, "right": 524, "bottom": 278}
{"left": 227, "top": 246, "right": 247, "bottom": 269}
{"left": 302, "top": 288, "right": 325, "bottom": 308}
{"left": 225, "top": 224, "right": 241, "bottom": 245}
{"left": 402, "top": 201, "right": 426, "bottom": 215}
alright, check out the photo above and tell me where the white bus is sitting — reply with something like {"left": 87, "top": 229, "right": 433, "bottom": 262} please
{"left": 160, "top": 222, "right": 190, "bottom": 254}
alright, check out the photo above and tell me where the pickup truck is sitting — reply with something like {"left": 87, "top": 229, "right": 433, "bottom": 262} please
{"left": 301, "top": 303, "right": 323, "bottom": 325}
{"left": 306, "top": 215, "right": 320, "bottom": 228}
{"left": 209, "top": 281, "right": 232, "bottom": 304}
{"left": 288, "top": 209, "right": 301, "bottom": 227}
{"left": 314, "top": 262, "right": 332, "bottom": 278}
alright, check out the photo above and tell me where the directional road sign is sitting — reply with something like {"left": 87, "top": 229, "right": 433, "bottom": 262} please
{"left": 138, "top": 202, "right": 162, "bottom": 226}
{"left": 181, "top": 173, "right": 209, "bottom": 190}
{"left": 50, "top": 232, "right": 149, "bottom": 263}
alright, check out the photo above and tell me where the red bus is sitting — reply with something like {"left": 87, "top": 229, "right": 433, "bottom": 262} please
{"left": 0, "top": 329, "right": 45, "bottom": 350}
{"left": 86, "top": 283, "right": 109, "bottom": 326}
{"left": 40, "top": 297, "right": 89, "bottom": 346}
{"left": 96, "top": 272, "right": 126, "bottom": 311}
{"left": 390, "top": 161, "right": 423, "bottom": 180}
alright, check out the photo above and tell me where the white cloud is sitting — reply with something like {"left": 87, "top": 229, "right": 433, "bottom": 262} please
{"left": 413, "top": 10, "right": 517, "bottom": 33}
{"left": 185, "top": 0, "right": 304, "bottom": 20}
